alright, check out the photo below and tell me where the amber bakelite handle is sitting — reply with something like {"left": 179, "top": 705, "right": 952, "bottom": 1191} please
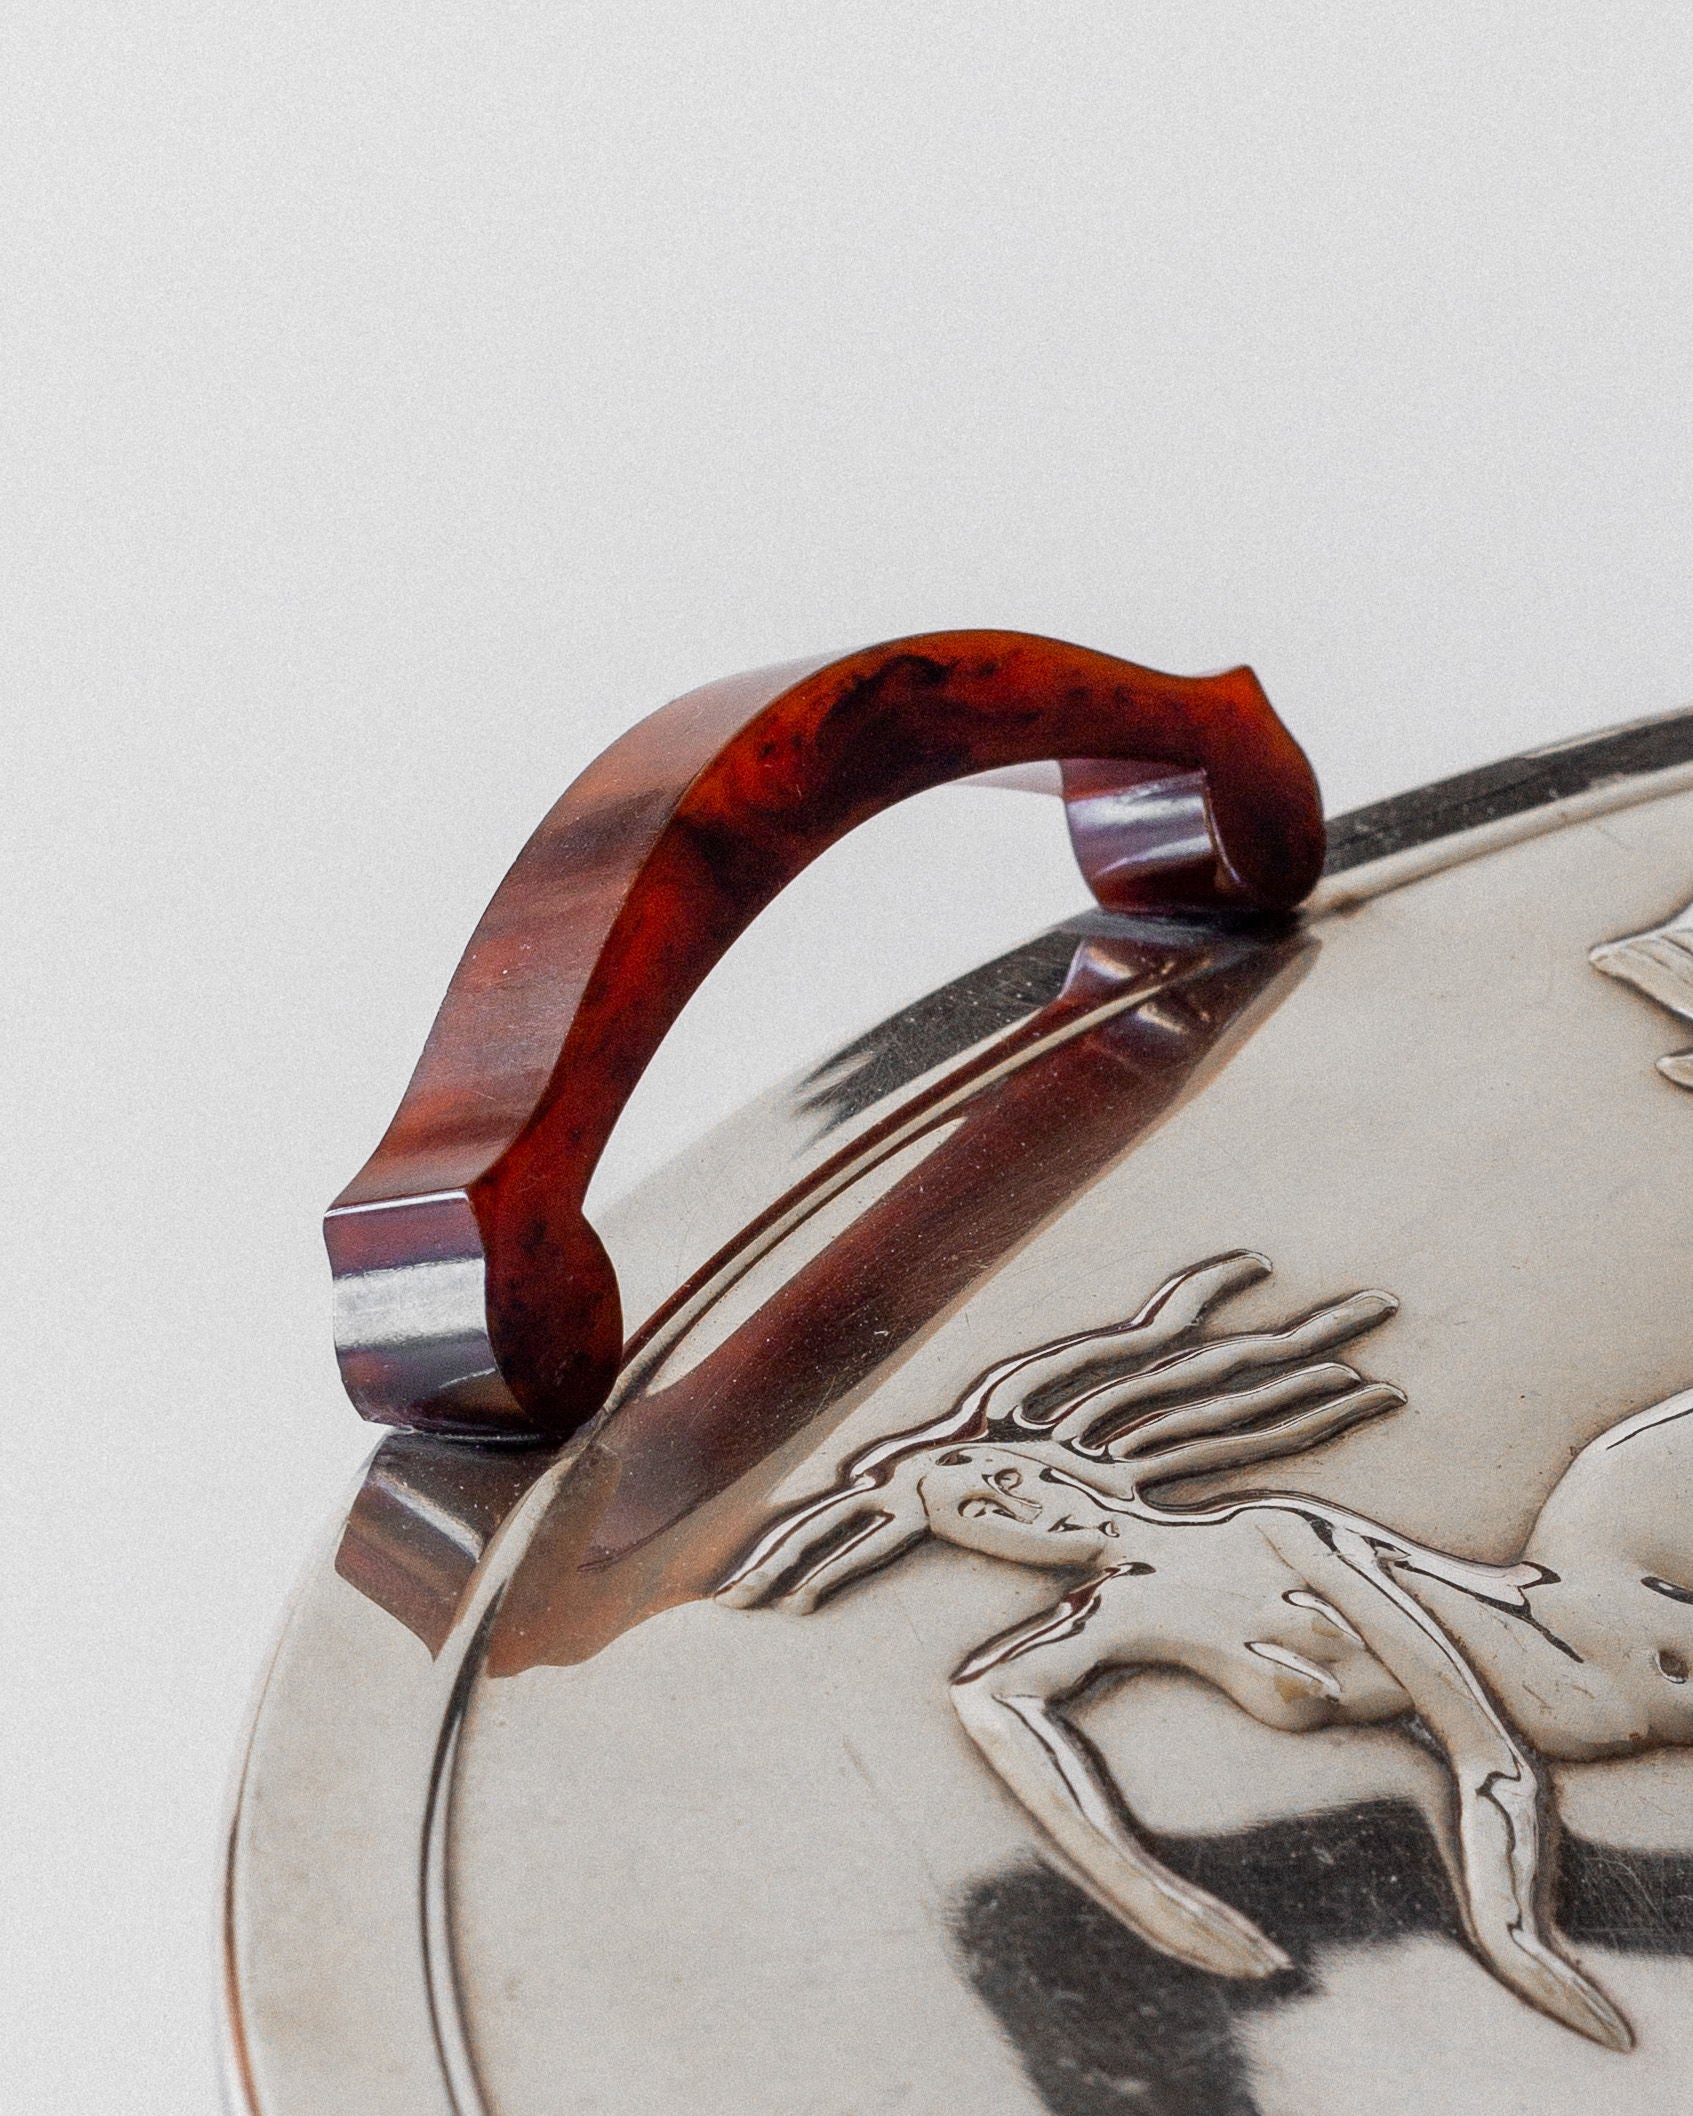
{"left": 326, "top": 630, "right": 1324, "bottom": 1439}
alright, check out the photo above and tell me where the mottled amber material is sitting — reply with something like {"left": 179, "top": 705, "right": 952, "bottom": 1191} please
{"left": 326, "top": 630, "right": 1324, "bottom": 1440}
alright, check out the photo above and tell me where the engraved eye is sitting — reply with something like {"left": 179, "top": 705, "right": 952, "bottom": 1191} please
{"left": 1657, "top": 1649, "right": 1689, "bottom": 1684}
{"left": 936, "top": 1450, "right": 973, "bottom": 1466}
{"left": 991, "top": 1467, "right": 1023, "bottom": 1492}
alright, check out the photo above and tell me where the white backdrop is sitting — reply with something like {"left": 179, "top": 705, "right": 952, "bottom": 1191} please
{"left": 4, "top": 6, "right": 1692, "bottom": 2110}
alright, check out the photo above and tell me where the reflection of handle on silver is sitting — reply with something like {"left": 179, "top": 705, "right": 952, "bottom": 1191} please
{"left": 324, "top": 629, "right": 1325, "bottom": 1443}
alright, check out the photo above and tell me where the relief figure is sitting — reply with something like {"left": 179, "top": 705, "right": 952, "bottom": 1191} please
{"left": 720, "top": 1252, "right": 1693, "bottom": 2052}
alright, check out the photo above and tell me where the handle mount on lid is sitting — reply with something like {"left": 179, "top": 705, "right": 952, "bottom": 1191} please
{"left": 326, "top": 629, "right": 1325, "bottom": 1441}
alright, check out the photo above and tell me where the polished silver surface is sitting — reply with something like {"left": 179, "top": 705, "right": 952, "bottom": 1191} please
{"left": 1592, "top": 892, "right": 1693, "bottom": 1089}
{"left": 721, "top": 1252, "right": 1693, "bottom": 2051}
{"left": 227, "top": 710, "right": 1693, "bottom": 2116}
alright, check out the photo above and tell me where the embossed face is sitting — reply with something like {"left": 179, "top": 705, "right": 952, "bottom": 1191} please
{"left": 915, "top": 1445, "right": 1116, "bottom": 1568}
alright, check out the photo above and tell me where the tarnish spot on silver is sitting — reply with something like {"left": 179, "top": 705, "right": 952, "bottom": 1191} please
{"left": 1284, "top": 1587, "right": 1365, "bottom": 1644}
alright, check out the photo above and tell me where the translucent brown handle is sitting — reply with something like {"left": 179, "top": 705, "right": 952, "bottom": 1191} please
{"left": 326, "top": 629, "right": 1324, "bottom": 1440}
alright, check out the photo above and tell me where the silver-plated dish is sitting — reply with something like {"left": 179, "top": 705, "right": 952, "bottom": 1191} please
{"left": 226, "top": 694, "right": 1693, "bottom": 2116}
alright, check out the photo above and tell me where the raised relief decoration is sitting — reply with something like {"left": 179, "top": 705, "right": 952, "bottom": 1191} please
{"left": 1591, "top": 891, "right": 1693, "bottom": 1088}
{"left": 720, "top": 1253, "right": 1693, "bottom": 2052}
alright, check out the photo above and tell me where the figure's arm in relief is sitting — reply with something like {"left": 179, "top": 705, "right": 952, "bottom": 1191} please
{"left": 1281, "top": 1518, "right": 1632, "bottom": 2051}
{"left": 947, "top": 1581, "right": 1292, "bottom": 1979}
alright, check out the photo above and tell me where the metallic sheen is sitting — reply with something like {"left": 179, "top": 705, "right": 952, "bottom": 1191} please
{"left": 226, "top": 702, "right": 1693, "bottom": 2116}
